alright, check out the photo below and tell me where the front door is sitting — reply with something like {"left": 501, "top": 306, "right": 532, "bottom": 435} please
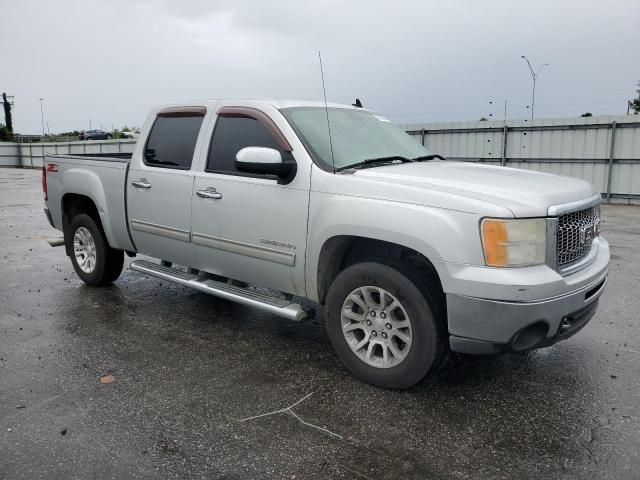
{"left": 191, "top": 109, "right": 309, "bottom": 296}
{"left": 127, "top": 108, "right": 206, "bottom": 267}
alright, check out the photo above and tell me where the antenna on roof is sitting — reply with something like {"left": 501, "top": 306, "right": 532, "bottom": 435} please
{"left": 352, "top": 98, "right": 363, "bottom": 108}
{"left": 318, "top": 50, "right": 336, "bottom": 173}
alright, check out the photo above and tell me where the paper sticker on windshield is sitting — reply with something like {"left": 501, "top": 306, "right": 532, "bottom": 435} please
{"left": 373, "top": 115, "right": 391, "bottom": 122}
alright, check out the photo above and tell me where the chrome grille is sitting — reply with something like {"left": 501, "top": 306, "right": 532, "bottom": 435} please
{"left": 557, "top": 204, "right": 601, "bottom": 268}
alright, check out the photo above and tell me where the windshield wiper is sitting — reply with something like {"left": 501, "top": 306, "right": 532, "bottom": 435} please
{"left": 336, "top": 155, "right": 412, "bottom": 172}
{"left": 412, "top": 154, "right": 447, "bottom": 162}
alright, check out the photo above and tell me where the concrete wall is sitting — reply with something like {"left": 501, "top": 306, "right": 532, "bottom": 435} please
{"left": 0, "top": 139, "right": 137, "bottom": 168}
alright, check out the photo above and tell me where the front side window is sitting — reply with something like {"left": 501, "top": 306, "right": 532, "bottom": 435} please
{"left": 281, "top": 107, "right": 432, "bottom": 171}
{"left": 206, "top": 116, "right": 282, "bottom": 174}
{"left": 145, "top": 115, "right": 204, "bottom": 169}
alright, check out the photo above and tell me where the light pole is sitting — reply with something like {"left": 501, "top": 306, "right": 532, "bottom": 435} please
{"left": 520, "top": 56, "right": 548, "bottom": 119}
{"left": 38, "top": 98, "right": 45, "bottom": 137}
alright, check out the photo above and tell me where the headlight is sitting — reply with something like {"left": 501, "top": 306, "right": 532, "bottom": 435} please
{"left": 481, "top": 218, "right": 546, "bottom": 267}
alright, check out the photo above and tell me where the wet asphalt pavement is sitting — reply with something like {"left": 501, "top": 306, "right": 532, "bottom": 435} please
{"left": 1, "top": 168, "right": 639, "bottom": 479}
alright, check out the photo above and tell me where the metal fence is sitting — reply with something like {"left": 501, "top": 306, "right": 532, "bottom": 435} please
{"left": 2, "top": 114, "right": 640, "bottom": 203}
{"left": 402, "top": 114, "right": 640, "bottom": 204}
{"left": 0, "top": 139, "right": 137, "bottom": 168}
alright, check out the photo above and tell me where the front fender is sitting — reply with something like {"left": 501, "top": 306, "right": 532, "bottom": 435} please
{"left": 306, "top": 192, "right": 484, "bottom": 301}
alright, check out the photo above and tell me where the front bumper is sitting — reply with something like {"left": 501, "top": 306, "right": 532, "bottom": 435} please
{"left": 445, "top": 237, "right": 609, "bottom": 355}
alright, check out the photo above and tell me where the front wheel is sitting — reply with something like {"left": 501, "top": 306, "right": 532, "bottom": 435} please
{"left": 68, "top": 213, "right": 124, "bottom": 286}
{"left": 325, "top": 261, "right": 447, "bottom": 389}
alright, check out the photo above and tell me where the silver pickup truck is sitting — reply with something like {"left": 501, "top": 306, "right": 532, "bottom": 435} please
{"left": 42, "top": 99, "right": 609, "bottom": 388}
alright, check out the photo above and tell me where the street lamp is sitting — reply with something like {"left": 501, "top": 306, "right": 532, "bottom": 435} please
{"left": 520, "top": 56, "right": 549, "bottom": 119}
{"left": 38, "top": 98, "right": 45, "bottom": 137}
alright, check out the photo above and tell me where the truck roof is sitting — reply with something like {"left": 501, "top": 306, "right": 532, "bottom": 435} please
{"left": 153, "top": 98, "right": 370, "bottom": 112}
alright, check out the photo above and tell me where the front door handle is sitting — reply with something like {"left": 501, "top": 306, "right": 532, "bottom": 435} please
{"left": 132, "top": 180, "right": 152, "bottom": 189}
{"left": 196, "top": 188, "right": 222, "bottom": 200}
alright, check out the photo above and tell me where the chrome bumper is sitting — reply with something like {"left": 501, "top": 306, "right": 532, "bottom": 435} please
{"left": 447, "top": 271, "right": 608, "bottom": 355}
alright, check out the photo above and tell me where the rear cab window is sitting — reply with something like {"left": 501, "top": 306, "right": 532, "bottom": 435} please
{"left": 144, "top": 107, "right": 206, "bottom": 170}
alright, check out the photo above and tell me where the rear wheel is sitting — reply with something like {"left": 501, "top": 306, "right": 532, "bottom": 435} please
{"left": 68, "top": 213, "right": 124, "bottom": 286}
{"left": 325, "top": 261, "right": 446, "bottom": 389}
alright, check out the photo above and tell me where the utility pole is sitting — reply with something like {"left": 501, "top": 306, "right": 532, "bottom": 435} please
{"left": 520, "top": 56, "right": 549, "bottom": 119}
{"left": 89, "top": 119, "right": 92, "bottom": 130}
{"left": 2, "top": 93, "right": 14, "bottom": 137}
{"left": 38, "top": 98, "right": 45, "bottom": 137}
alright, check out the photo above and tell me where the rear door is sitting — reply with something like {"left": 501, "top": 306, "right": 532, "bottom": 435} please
{"left": 191, "top": 106, "right": 310, "bottom": 296}
{"left": 127, "top": 107, "right": 206, "bottom": 267}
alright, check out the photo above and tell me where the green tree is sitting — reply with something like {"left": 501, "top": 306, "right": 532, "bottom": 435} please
{"left": 630, "top": 81, "right": 640, "bottom": 114}
{"left": 0, "top": 123, "right": 10, "bottom": 141}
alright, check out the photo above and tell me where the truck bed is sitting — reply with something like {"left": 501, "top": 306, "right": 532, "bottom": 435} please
{"left": 44, "top": 153, "right": 136, "bottom": 253}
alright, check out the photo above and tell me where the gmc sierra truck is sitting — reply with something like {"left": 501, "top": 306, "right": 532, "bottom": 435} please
{"left": 42, "top": 99, "right": 609, "bottom": 388}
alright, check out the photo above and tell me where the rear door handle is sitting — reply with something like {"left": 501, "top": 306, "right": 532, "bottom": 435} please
{"left": 132, "top": 180, "right": 152, "bottom": 189}
{"left": 196, "top": 188, "right": 222, "bottom": 199}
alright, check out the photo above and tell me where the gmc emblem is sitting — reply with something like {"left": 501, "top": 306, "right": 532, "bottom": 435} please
{"left": 579, "top": 219, "right": 600, "bottom": 245}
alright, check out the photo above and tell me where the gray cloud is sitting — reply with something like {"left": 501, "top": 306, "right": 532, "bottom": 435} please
{"left": 2, "top": 0, "right": 639, "bottom": 133}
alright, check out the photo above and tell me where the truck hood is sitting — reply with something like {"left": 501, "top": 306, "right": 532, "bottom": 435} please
{"left": 351, "top": 161, "right": 597, "bottom": 217}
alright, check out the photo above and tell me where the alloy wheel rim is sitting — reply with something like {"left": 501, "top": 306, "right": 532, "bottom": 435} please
{"left": 340, "top": 286, "right": 412, "bottom": 368}
{"left": 73, "top": 227, "right": 97, "bottom": 274}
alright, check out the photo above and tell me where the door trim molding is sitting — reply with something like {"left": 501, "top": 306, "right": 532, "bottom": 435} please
{"left": 192, "top": 232, "right": 296, "bottom": 266}
{"left": 131, "top": 219, "right": 191, "bottom": 243}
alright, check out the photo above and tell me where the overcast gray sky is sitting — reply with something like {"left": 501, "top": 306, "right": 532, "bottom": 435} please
{"left": 2, "top": 0, "right": 639, "bottom": 133}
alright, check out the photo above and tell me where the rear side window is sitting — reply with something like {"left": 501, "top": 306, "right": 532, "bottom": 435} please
{"left": 144, "top": 115, "right": 204, "bottom": 169}
{"left": 206, "top": 116, "right": 282, "bottom": 174}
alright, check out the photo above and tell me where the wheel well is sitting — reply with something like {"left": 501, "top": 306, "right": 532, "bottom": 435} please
{"left": 61, "top": 194, "right": 103, "bottom": 256}
{"left": 316, "top": 236, "right": 442, "bottom": 304}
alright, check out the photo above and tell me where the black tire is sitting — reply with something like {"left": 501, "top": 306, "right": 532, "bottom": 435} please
{"left": 68, "top": 213, "right": 124, "bottom": 286}
{"left": 325, "top": 260, "right": 447, "bottom": 389}
{"left": 106, "top": 134, "right": 112, "bottom": 140}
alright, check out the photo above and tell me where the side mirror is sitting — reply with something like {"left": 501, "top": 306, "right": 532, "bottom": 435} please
{"left": 235, "top": 147, "right": 294, "bottom": 180}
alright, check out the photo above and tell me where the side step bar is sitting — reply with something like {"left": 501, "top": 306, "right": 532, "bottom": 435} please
{"left": 130, "top": 259, "right": 311, "bottom": 322}
{"left": 46, "top": 236, "right": 65, "bottom": 247}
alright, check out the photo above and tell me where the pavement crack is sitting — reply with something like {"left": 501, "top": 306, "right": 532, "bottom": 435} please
{"left": 578, "top": 422, "right": 603, "bottom": 465}
{"left": 237, "top": 392, "right": 343, "bottom": 439}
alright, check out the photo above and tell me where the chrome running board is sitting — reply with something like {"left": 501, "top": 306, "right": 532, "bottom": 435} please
{"left": 130, "top": 259, "right": 311, "bottom": 322}
{"left": 46, "top": 236, "right": 65, "bottom": 247}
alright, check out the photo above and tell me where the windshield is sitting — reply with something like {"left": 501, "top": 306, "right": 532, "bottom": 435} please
{"left": 281, "top": 107, "right": 432, "bottom": 170}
